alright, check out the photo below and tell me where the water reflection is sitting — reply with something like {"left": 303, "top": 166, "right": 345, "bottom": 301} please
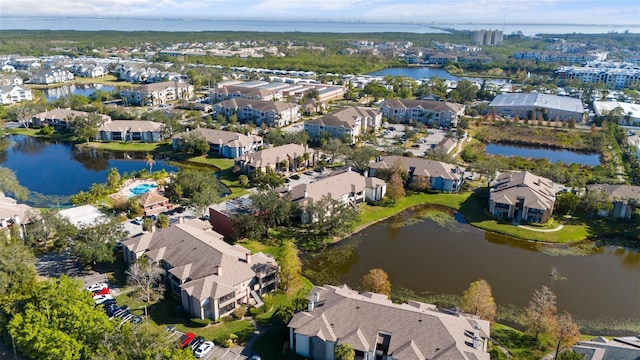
{"left": 71, "top": 150, "right": 111, "bottom": 172}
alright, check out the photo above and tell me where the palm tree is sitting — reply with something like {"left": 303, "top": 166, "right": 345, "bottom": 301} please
{"left": 145, "top": 154, "right": 156, "bottom": 173}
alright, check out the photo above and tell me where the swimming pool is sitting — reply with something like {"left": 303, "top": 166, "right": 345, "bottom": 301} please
{"left": 129, "top": 183, "right": 157, "bottom": 197}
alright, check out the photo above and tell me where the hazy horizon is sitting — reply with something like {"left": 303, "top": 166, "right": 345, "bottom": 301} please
{"left": 3, "top": 0, "right": 639, "bottom": 26}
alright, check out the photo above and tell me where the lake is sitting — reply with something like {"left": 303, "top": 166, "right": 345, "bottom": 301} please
{"left": 302, "top": 206, "right": 640, "bottom": 331}
{"left": 42, "top": 83, "right": 116, "bottom": 101}
{"left": 485, "top": 143, "right": 601, "bottom": 166}
{"left": 0, "top": 134, "right": 177, "bottom": 206}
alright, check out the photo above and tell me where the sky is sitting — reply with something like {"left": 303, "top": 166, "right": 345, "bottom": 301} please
{"left": 2, "top": 0, "right": 640, "bottom": 25}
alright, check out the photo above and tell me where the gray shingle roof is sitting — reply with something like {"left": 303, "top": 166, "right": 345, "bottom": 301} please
{"left": 305, "top": 107, "right": 379, "bottom": 129}
{"left": 121, "top": 219, "right": 277, "bottom": 299}
{"left": 173, "top": 128, "right": 262, "bottom": 148}
{"left": 489, "top": 171, "right": 556, "bottom": 211}
{"left": 586, "top": 184, "right": 640, "bottom": 202}
{"left": 289, "top": 285, "right": 490, "bottom": 360}
{"left": 381, "top": 99, "right": 464, "bottom": 113}
{"left": 369, "top": 156, "right": 463, "bottom": 181}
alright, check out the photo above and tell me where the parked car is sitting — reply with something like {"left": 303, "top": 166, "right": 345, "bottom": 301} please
{"left": 94, "top": 294, "right": 114, "bottom": 305}
{"left": 179, "top": 332, "right": 196, "bottom": 349}
{"left": 132, "top": 217, "right": 143, "bottom": 225}
{"left": 190, "top": 336, "right": 205, "bottom": 351}
{"left": 131, "top": 316, "right": 143, "bottom": 325}
{"left": 289, "top": 174, "right": 300, "bottom": 180}
{"left": 94, "top": 287, "right": 110, "bottom": 296}
{"left": 304, "top": 170, "right": 314, "bottom": 176}
{"left": 86, "top": 282, "right": 108, "bottom": 292}
{"left": 194, "top": 341, "right": 214, "bottom": 358}
{"left": 249, "top": 355, "right": 262, "bottom": 360}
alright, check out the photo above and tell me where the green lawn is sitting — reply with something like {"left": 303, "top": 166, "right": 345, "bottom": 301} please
{"left": 490, "top": 323, "right": 555, "bottom": 360}
{"left": 115, "top": 291, "right": 255, "bottom": 344}
{"left": 81, "top": 141, "right": 163, "bottom": 152}
{"left": 357, "top": 191, "right": 472, "bottom": 228}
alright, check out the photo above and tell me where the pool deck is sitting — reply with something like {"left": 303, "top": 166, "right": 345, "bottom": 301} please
{"left": 110, "top": 179, "right": 159, "bottom": 200}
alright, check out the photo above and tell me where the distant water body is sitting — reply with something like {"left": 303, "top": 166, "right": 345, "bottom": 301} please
{"left": 1, "top": 18, "right": 638, "bottom": 35}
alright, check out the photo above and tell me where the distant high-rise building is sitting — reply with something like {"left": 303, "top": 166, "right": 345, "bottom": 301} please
{"left": 473, "top": 30, "right": 503, "bottom": 46}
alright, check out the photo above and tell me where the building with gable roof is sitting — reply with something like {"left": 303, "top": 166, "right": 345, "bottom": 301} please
{"left": 120, "top": 81, "right": 194, "bottom": 106}
{"left": 489, "top": 171, "right": 556, "bottom": 223}
{"left": 31, "top": 108, "right": 111, "bottom": 130}
{"left": 121, "top": 219, "right": 278, "bottom": 320}
{"left": 572, "top": 336, "right": 640, "bottom": 360}
{"left": 369, "top": 156, "right": 464, "bottom": 192}
{"left": 172, "top": 128, "right": 263, "bottom": 158}
{"left": 287, "top": 170, "right": 386, "bottom": 223}
{"left": 585, "top": 184, "right": 640, "bottom": 219}
{"left": 213, "top": 98, "right": 301, "bottom": 127}
{"left": 97, "top": 120, "right": 164, "bottom": 142}
{"left": 137, "top": 191, "right": 170, "bottom": 216}
{"left": 0, "top": 84, "right": 32, "bottom": 104}
{"left": 235, "top": 143, "right": 317, "bottom": 175}
{"left": 379, "top": 99, "right": 465, "bottom": 127}
{"left": 304, "top": 107, "right": 381, "bottom": 145}
{"left": 288, "top": 284, "right": 490, "bottom": 360}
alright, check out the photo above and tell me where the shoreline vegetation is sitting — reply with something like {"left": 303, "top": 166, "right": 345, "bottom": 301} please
{"left": 8, "top": 129, "right": 637, "bottom": 245}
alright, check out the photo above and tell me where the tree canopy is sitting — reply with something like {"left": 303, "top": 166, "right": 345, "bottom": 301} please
{"left": 460, "top": 279, "right": 497, "bottom": 323}
{"left": 360, "top": 268, "right": 391, "bottom": 296}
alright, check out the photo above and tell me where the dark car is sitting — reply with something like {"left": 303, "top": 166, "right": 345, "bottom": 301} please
{"left": 190, "top": 336, "right": 205, "bottom": 351}
{"left": 289, "top": 174, "right": 300, "bottom": 180}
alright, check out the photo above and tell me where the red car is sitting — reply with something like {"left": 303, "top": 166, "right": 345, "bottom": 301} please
{"left": 179, "top": 332, "right": 195, "bottom": 349}
{"left": 94, "top": 287, "right": 110, "bottom": 296}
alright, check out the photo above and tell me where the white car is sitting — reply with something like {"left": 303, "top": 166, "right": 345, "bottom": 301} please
{"left": 93, "top": 294, "right": 114, "bottom": 305}
{"left": 132, "top": 217, "right": 143, "bottom": 225}
{"left": 194, "top": 341, "right": 214, "bottom": 358}
{"left": 86, "top": 282, "right": 108, "bottom": 293}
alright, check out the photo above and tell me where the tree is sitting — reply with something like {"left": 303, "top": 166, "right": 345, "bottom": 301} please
{"left": 523, "top": 285, "right": 557, "bottom": 340}
{"left": 346, "top": 146, "right": 378, "bottom": 171}
{"left": 176, "top": 132, "right": 210, "bottom": 155}
{"left": 553, "top": 311, "right": 580, "bottom": 360}
{"left": 166, "top": 169, "right": 219, "bottom": 215}
{"left": 386, "top": 171, "right": 406, "bottom": 203}
{"left": 156, "top": 213, "right": 169, "bottom": 229}
{"left": 278, "top": 240, "right": 302, "bottom": 293}
{"left": 554, "top": 192, "right": 579, "bottom": 215}
{"left": 97, "top": 322, "right": 195, "bottom": 359}
{"left": 0, "top": 239, "right": 36, "bottom": 301}
{"left": 7, "top": 276, "right": 112, "bottom": 360}
{"left": 239, "top": 174, "right": 249, "bottom": 189}
{"left": 106, "top": 167, "right": 121, "bottom": 191}
{"left": 0, "top": 166, "right": 28, "bottom": 201}
{"left": 460, "top": 279, "right": 497, "bottom": 322}
{"left": 145, "top": 153, "right": 156, "bottom": 173}
{"left": 25, "top": 209, "right": 78, "bottom": 251}
{"left": 322, "top": 137, "right": 348, "bottom": 163}
{"left": 72, "top": 218, "right": 129, "bottom": 267}
{"left": 472, "top": 157, "right": 503, "bottom": 187}
{"left": 335, "top": 343, "right": 355, "bottom": 360}
{"left": 580, "top": 188, "right": 613, "bottom": 215}
{"left": 305, "top": 195, "right": 359, "bottom": 237}
{"left": 361, "top": 268, "right": 391, "bottom": 296}
{"left": 248, "top": 189, "right": 293, "bottom": 240}
{"left": 69, "top": 113, "right": 103, "bottom": 143}
{"left": 126, "top": 256, "right": 165, "bottom": 319}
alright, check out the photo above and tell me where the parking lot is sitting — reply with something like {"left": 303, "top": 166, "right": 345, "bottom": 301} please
{"left": 167, "top": 329, "right": 249, "bottom": 360}
{"left": 375, "top": 124, "right": 450, "bottom": 156}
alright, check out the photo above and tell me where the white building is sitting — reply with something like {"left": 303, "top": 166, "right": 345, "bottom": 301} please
{"left": 0, "top": 85, "right": 32, "bottom": 104}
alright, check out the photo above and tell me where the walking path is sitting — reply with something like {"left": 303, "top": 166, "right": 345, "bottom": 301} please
{"left": 517, "top": 224, "right": 564, "bottom": 232}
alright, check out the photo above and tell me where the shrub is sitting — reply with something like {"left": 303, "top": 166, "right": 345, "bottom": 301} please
{"left": 233, "top": 305, "right": 247, "bottom": 320}
{"left": 190, "top": 318, "right": 211, "bottom": 327}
